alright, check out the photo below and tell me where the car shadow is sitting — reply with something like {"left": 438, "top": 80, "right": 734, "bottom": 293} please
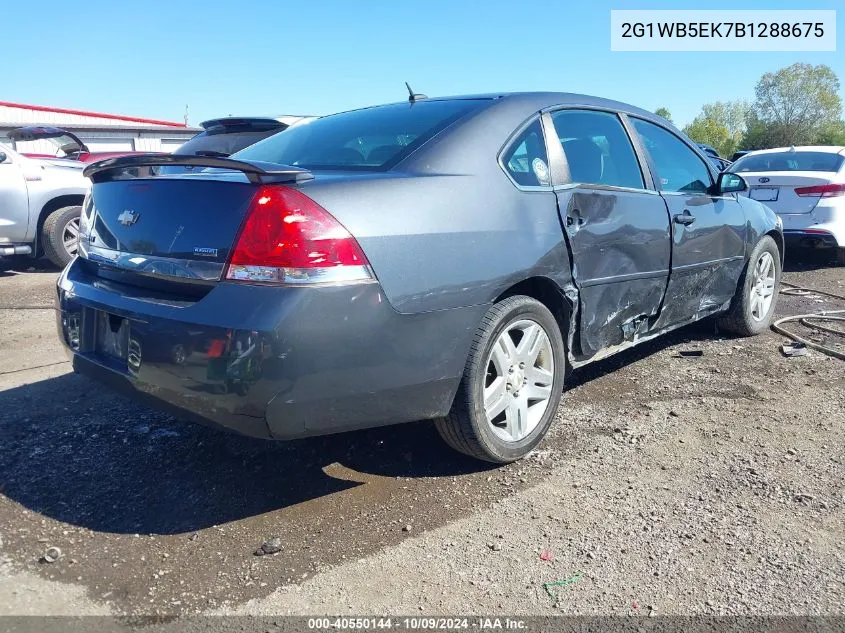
{"left": 0, "top": 372, "right": 492, "bottom": 535}
{"left": 0, "top": 256, "right": 62, "bottom": 277}
{"left": 0, "top": 317, "right": 725, "bottom": 536}
{"left": 783, "top": 248, "right": 841, "bottom": 272}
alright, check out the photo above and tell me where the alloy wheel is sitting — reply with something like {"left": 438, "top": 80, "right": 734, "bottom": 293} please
{"left": 483, "top": 319, "right": 555, "bottom": 442}
{"left": 749, "top": 251, "right": 776, "bottom": 321}
{"left": 63, "top": 217, "right": 80, "bottom": 257}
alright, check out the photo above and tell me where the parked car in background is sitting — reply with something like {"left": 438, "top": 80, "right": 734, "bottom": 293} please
{"left": 697, "top": 143, "right": 720, "bottom": 158}
{"left": 58, "top": 92, "right": 782, "bottom": 463}
{"left": 173, "top": 117, "right": 293, "bottom": 157}
{"left": 729, "top": 146, "right": 845, "bottom": 264}
{"left": 159, "top": 117, "right": 316, "bottom": 175}
{"left": 695, "top": 143, "right": 732, "bottom": 171}
{"left": 710, "top": 156, "right": 732, "bottom": 172}
{"left": 8, "top": 126, "right": 156, "bottom": 164}
{"left": 0, "top": 143, "right": 89, "bottom": 267}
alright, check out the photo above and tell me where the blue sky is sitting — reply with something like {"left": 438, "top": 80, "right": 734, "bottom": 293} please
{"left": 3, "top": 0, "right": 842, "bottom": 128}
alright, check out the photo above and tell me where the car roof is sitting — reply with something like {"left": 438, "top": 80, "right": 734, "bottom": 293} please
{"left": 338, "top": 92, "right": 666, "bottom": 124}
{"left": 743, "top": 146, "right": 845, "bottom": 156}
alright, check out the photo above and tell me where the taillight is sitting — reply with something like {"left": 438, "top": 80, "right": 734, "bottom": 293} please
{"left": 794, "top": 183, "right": 845, "bottom": 198}
{"left": 225, "top": 185, "right": 373, "bottom": 285}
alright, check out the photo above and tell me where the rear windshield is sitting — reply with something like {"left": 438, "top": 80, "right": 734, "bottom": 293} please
{"left": 730, "top": 151, "right": 844, "bottom": 173}
{"left": 175, "top": 128, "right": 284, "bottom": 157}
{"left": 233, "top": 100, "right": 486, "bottom": 170}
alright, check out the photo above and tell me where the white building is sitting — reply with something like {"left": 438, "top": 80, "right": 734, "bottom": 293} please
{"left": 0, "top": 100, "right": 200, "bottom": 155}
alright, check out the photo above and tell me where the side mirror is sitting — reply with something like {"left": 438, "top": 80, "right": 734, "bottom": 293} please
{"left": 715, "top": 171, "right": 746, "bottom": 194}
{"left": 0, "top": 151, "right": 7, "bottom": 163}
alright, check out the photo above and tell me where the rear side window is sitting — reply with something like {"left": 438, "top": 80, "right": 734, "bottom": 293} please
{"left": 730, "top": 151, "right": 845, "bottom": 173}
{"left": 631, "top": 118, "right": 712, "bottom": 193}
{"left": 234, "top": 100, "right": 484, "bottom": 170}
{"left": 550, "top": 110, "right": 644, "bottom": 189}
{"left": 501, "top": 119, "right": 550, "bottom": 187}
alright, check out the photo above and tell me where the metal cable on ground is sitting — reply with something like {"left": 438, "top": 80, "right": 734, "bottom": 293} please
{"left": 771, "top": 281, "right": 845, "bottom": 361}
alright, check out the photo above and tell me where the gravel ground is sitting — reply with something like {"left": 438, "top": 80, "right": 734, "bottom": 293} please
{"left": 0, "top": 251, "right": 843, "bottom": 620}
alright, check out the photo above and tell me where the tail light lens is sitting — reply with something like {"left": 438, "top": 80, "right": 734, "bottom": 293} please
{"left": 794, "top": 183, "right": 845, "bottom": 198}
{"left": 225, "top": 185, "right": 372, "bottom": 285}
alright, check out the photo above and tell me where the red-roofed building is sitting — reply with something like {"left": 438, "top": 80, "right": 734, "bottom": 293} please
{"left": 0, "top": 101, "right": 200, "bottom": 156}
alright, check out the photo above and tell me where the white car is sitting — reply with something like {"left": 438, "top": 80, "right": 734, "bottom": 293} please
{"left": 0, "top": 143, "right": 90, "bottom": 267}
{"left": 729, "top": 146, "right": 845, "bottom": 264}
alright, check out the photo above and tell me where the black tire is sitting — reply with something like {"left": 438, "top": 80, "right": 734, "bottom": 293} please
{"left": 834, "top": 248, "right": 845, "bottom": 266}
{"left": 435, "top": 295, "right": 566, "bottom": 463}
{"left": 41, "top": 205, "right": 82, "bottom": 268}
{"left": 717, "top": 236, "right": 782, "bottom": 336}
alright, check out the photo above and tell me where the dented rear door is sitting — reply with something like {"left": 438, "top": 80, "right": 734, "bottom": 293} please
{"left": 547, "top": 108, "right": 671, "bottom": 359}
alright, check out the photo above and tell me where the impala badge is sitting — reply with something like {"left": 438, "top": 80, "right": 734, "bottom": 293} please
{"left": 118, "top": 210, "right": 140, "bottom": 226}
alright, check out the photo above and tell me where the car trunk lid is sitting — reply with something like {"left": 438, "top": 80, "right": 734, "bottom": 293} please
{"left": 79, "top": 155, "right": 313, "bottom": 286}
{"left": 8, "top": 125, "right": 89, "bottom": 156}
{"left": 739, "top": 171, "right": 838, "bottom": 214}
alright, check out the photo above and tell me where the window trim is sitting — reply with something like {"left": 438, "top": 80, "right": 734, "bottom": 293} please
{"left": 626, "top": 115, "right": 718, "bottom": 196}
{"left": 542, "top": 104, "right": 656, "bottom": 195}
{"left": 497, "top": 114, "right": 553, "bottom": 192}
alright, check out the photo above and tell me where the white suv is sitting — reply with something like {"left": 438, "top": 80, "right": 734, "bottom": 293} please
{"left": 0, "top": 143, "right": 89, "bottom": 267}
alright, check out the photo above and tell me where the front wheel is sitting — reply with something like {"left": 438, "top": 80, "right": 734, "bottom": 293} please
{"left": 717, "top": 235, "right": 782, "bottom": 336}
{"left": 435, "top": 295, "right": 566, "bottom": 463}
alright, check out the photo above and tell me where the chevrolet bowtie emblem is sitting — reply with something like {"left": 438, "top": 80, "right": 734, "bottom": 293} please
{"left": 118, "top": 210, "right": 140, "bottom": 226}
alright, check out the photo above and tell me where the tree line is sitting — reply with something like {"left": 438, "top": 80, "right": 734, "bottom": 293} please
{"left": 654, "top": 63, "right": 845, "bottom": 158}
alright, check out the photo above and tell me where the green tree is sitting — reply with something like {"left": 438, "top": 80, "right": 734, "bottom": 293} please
{"left": 749, "top": 62, "right": 842, "bottom": 146}
{"left": 683, "top": 100, "right": 750, "bottom": 157}
{"left": 740, "top": 114, "right": 792, "bottom": 150}
{"left": 817, "top": 120, "right": 845, "bottom": 146}
{"left": 654, "top": 107, "right": 672, "bottom": 123}
{"left": 684, "top": 117, "right": 731, "bottom": 156}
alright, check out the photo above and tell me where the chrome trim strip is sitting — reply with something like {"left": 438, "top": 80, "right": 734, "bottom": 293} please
{"left": 81, "top": 243, "right": 225, "bottom": 282}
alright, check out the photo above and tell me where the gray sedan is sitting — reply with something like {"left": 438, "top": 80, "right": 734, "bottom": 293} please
{"left": 57, "top": 92, "right": 782, "bottom": 463}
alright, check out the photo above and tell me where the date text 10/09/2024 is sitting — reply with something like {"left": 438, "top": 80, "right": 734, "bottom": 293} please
{"left": 307, "top": 618, "right": 528, "bottom": 630}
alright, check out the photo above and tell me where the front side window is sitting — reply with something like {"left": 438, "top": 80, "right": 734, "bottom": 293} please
{"left": 501, "top": 119, "right": 550, "bottom": 187}
{"left": 551, "top": 109, "right": 644, "bottom": 189}
{"left": 631, "top": 118, "right": 712, "bottom": 193}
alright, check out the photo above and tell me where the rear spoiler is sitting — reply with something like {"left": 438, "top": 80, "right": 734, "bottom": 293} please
{"left": 83, "top": 154, "right": 314, "bottom": 184}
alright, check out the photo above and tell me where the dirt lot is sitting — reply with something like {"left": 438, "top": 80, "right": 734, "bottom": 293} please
{"left": 0, "top": 253, "right": 843, "bottom": 620}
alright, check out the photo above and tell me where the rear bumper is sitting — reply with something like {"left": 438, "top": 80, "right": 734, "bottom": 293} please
{"left": 56, "top": 258, "right": 483, "bottom": 440}
{"left": 782, "top": 230, "right": 840, "bottom": 249}
{"left": 778, "top": 202, "right": 844, "bottom": 249}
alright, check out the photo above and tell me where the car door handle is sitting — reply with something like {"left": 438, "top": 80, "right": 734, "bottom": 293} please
{"left": 673, "top": 210, "right": 695, "bottom": 226}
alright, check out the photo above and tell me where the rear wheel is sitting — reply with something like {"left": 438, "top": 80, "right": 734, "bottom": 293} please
{"left": 834, "top": 248, "right": 845, "bottom": 266}
{"left": 435, "top": 295, "right": 566, "bottom": 463}
{"left": 717, "top": 236, "right": 781, "bottom": 336}
{"left": 41, "top": 205, "right": 82, "bottom": 268}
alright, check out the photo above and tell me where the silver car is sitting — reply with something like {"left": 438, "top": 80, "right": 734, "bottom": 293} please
{"left": 0, "top": 143, "right": 89, "bottom": 267}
